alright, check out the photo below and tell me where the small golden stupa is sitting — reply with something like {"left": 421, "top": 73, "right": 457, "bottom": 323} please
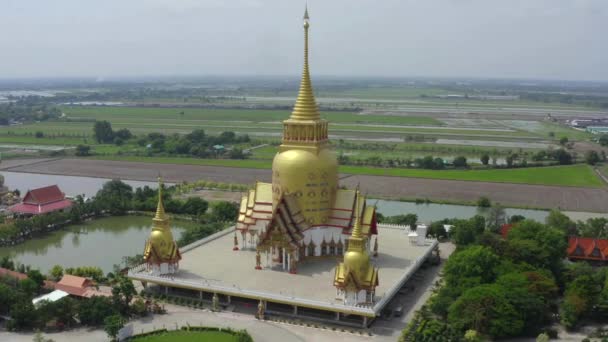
{"left": 334, "top": 191, "right": 379, "bottom": 305}
{"left": 143, "top": 177, "right": 181, "bottom": 274}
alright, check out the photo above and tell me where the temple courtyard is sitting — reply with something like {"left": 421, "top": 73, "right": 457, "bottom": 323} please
{"left": 129, "top": 225, "right": 437, "bottom": 327}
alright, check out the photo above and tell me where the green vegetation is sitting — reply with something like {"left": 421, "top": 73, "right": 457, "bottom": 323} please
{"left": 401, "top": 211, "right": 608, "bottom": 341}
{"left": 131, "top": 330, "right": 239, "bottom": 342}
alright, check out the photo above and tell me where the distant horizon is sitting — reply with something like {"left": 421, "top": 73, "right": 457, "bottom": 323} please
{"left": 1, "top": 74, "right": 607, "bottom": 85}
{"left": 1, "top": 1, "right": 606, "bottom": 81}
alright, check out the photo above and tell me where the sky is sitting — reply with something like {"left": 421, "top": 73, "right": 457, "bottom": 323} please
{"left": 1, "top": 0, "right": 607, "bottom": 81}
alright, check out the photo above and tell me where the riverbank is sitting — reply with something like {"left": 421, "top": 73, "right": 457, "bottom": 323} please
{"left": 2, "top": 157, "right": 607, "bottom": 212}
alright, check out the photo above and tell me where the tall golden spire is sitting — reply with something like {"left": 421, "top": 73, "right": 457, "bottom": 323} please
{"left": 153, "top": 176, "right": 169, "bottom": 228}
{"left": 351, "top": 190, "right": 363, "bottom": 240}
{"left": 290, "top": 5, "right": 320, "bottom": 121}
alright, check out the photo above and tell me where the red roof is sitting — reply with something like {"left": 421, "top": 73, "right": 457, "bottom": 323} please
{"left": 9, "top": 199, "right": 73, "bottom": 215}
{"left": 23, "top": 185, "right": 65, "bottom": 205}
{"left": 55, "top": 275, "right": 94, "bottom": 297}
{"left": 500, "top": 224, "right": 514, "bottom": 239}
{"left": 9, "top": 185, "right": 72, "bottom": 215}
{"left": 0, "top": 267, "right": 28, "bottom": 281}
{"left": 568, "top": 237, "right": 608, "bottom": 261}
{"left": 0, "top": 267, "right": 56, "bottom": 289}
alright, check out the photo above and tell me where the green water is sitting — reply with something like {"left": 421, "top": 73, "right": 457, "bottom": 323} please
{"left": 0, "top": 215, "right": 197, "bottom": 274}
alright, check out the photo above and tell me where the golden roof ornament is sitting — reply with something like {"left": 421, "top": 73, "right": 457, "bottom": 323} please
{"left": 290, "top": 5, "right": 320, "bottom": 121}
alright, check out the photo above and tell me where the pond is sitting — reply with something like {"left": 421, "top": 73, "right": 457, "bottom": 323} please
{"left": 0, "top": 215, "right": 198, "bottom": 274}
{"left": 371, "top": 199, "right": 549, "bottom": 223}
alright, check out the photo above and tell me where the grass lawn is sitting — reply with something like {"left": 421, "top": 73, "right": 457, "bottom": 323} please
{"left": 131, "top": 330, "right": 238, "bottom": 342}
{"left": 90, "top": 155, "right": 602, "bottom": 188}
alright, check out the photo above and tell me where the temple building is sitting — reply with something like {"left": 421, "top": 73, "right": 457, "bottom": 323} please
{"left": 129, "top": 8, "right": 438, "bottom": 327}
{"left": 9, "top": 185, "right": 72, "bottom": 216}
{"left": 142, "top": 178, "right": 182, "bottom": 275}
{"left": 236, "top": 8, "right": 379, "bottom": 279}
{"left": 568, "top": 237, "right": 608, "bottom": 263}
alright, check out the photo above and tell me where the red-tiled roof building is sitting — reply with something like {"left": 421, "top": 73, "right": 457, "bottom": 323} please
{"left": 567, "top": 237, "right": 608, "bottom": 262}
{"left": 9, "top": 185, "right": 72, "bottom": 216}
{"left": 55, "top": 274, "right": 110, "bottom": 298}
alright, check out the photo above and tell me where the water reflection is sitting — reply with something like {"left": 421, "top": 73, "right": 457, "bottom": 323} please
{"left": 0, "top": 216, "right": 196, "bottom": 273}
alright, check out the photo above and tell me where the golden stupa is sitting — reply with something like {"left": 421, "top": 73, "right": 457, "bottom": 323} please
{"left": 236, "top": 7, "right": 378, "bottom": 278}
{"left": 334, "top": 192, "right": 379, "bottom": 302}
{"left": 143, "top": 178, "right": 181, "bottom": 273}
{"left": 271, "top": 6, "right": 338, "bottom": 226}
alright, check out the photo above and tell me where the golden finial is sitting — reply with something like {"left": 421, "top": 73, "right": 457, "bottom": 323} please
{"left": 351, "top": 190, "right": 363, "bottom": 239}
{"left": 154, "top": 175, "right": 167, "bottom": 222}
{"left": 290, "top": 4, "right": 320, "bottom": 121}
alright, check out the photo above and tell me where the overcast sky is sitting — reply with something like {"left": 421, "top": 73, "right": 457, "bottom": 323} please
{"left": 1, "top": 0, "right": 606, "bottom": 81}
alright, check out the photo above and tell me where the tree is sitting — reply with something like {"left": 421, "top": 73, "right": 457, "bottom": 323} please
{"left": 78, "top": 296, "right": 117, "bottom": 326}
{"left": 8, "top": 300, "right": 37, "bottom": 330}
{"left": 111, "top": 276, "right": 136, "bottom": 314}
{"left": 509, "top": 215, "right": 525, "bottom": 224}
{"left": 506, "top": 154, "right": 515, "bottom": 167}
{"left": 114, "top": 128, "right": 132, "bottom": 140}
{"left": 27, "top": 269, "right": 45, "bottom": 288}
{"left": 443, "top": 245, "right": 500, "bottom": 290}
{"left": 552, "top": 149, "right": 572, "bottom": 165}
{"left": 93, "top": 120, "right": 114, "bottom": 143}
{"left": 477, "top": 196, "right": 491, "bottom": 208}
{"left": 486, "top": 203, "right": 506, "bottom": 232}
{"left": 546, "top": 209, "right": 576, "bottom": 236}
{"left": 506, "top": 220, "right": 566, "bottom": 272}
{"left": 103, "top": 314, "right": 124, "bottom": 341}
{"left": 181, "top": 197, "right": 208, "bottom": 217}
{"left": 19, "top": 278, "right": 39, "bottom": 297}
{"left": 211, "top": 201, "right": 238, "bottom": 222}
{"left": 0, "top": 283, "right": 17, "bottom": 314}
{"left": 536, "top": 333, "right": 550, "bottom": 342}
{"left": 35, "top": 131, "right": 44, "bottom": 138}
{"left": 95, "top": 179, "right": 133, "bottom": 215}
{"left": 50, "top": 265, "right": 64, "bottom": 281}
{"left": 480, "top": 154, "right": 490, "bottom": 166}
{"left": 448, "top": 284, "right": 523, "bottom": 338}
{"left": 559, "top": 136, "right": 569, "bottom": 146}
{"left": 453, "top": 156, "right": 468, "bottom": 168}
{"left": 599, "top": 134, "right": 608, "bottom": 146}
{"left": 75, "top": 144, "right": 91, "bottom": 156}
{"left": 464, "top": 329, "right": 482, "bottom": 342}
{"left": 450, "top": 216, "right": 486, "bottom": 246}
{"left": 585, "top": 150, "right": 600, "bottom": 165}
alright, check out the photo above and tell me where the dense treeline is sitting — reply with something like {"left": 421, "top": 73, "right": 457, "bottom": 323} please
{"left": 92, "top": 121, "right": 250, "bottom": 159}
{"left": 400, "top": 210, "right": 608, "bottom": 341}
{"left": 0, "top": 99, "right": 61, "bottom": 125}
